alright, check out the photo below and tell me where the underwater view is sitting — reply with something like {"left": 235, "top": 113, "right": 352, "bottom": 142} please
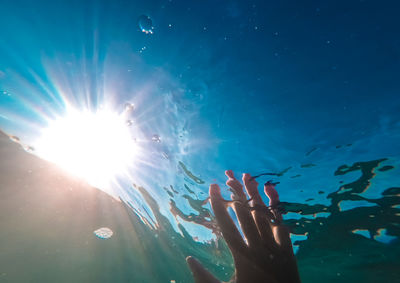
{"left": 0, "top": 0, "right": 399, "bottom": 282}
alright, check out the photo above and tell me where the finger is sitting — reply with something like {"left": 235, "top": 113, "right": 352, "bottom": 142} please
{"left": 186, "top": 256, "right": 220, "bottom": 283}
{"left": 225, "top": 170, "right": 246, "bottom": 201}
{"left": 264, "top": 181, "right": 283, "bottom": 224}
{"left": 264, "top": 181, "right": 283, "bottom": 221}
{"left": 225, "top": 171, "right": 262, "bottom": 247}
{"left": 242, "top": 173, "right": 264, "bottom": 206}
{"left": 264, "top": 182, "right": 292, "bottom": 251}
{"left": 251, "top": 208, "right": 277, "bottom": 250}
{"left": 264, "top": 181, "right": 280, "bottom": 207}
{"left": 273, "top": 225, "right": 294, "bottom": 254}
{"left": 242, "top": 174, "right": 276, "bottom": 248}
{"left": 232, "top": 201, "right": 262, "bottom": 248}
{"left": 209, "top": 184, "right": 247, "bottom": 253}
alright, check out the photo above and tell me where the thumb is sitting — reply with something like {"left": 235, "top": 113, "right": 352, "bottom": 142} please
{"left": 186, "top": 256, "right": 220, "bottom": 283}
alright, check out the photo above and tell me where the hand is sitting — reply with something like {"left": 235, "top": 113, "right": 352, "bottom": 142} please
{"left": 186, "top": 170, "right": 301, "bottom": 283}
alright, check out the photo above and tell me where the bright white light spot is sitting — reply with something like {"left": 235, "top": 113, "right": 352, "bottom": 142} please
{"left": 36, "top": 109, "right": 137, "bottom": 191}
{"left": 94, "top": 227, "right": 113, "bottom": 239}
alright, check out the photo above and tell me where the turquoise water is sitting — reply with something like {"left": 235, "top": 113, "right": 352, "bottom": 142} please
{"left": 0, "top": 1, "right": 399, "bottom": 282}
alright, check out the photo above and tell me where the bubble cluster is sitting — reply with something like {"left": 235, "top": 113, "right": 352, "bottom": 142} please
{"left": 138, "top": 15, "right": 154, "bottom": 34}
{"left": 124, "top": 103, "right": 135, "bottom": 127}
{"left": 124, "top": 103, "right": 135, "bottom": 112}
{"left": 94, "top": 227, "right": 113, "bottom": 239}
{"left": 152, "top": 134, "right": 161, "bottom": 142}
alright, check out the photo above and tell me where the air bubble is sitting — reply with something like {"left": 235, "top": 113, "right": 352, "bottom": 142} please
{"left": 152, "top": 134, "right": 161, "bottom": 142}
{"left": 126, "top": 120, "right": 133, "bottom": 126}
{"left": 94, "top": 227, "right": 113, "bottom": 239}
{"left": 124, "top": 103, "right": 134, "bottom": 112}
{"left": 138, "top": 15, "right": 154, "bottom": 34}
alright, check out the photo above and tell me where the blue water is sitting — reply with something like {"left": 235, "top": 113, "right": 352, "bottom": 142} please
{"left": 0, "top": 1, "right": 399, "bottom": 282}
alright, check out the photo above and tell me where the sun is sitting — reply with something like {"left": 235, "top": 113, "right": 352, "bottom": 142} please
{"left": 35, "top": 109, "right": 138, "bottom": 191}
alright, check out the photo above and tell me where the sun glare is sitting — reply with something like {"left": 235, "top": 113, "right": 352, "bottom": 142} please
{"left": 35, "top": 109, "right": 137, "bottom": 190}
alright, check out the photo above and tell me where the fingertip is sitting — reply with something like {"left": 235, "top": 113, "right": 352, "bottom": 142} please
{"left": 242, "top": 173, "right": 256, "bottom": 183}
{"left": 225, "top": 170, "right": 234, "bottom": 179}
{"left": 186, "top": 256, "right": 199, "bottom": 274}
{"left": 186, "top": 256, "right": 195, "bottom": 264}
{"left": 210, "top": 183, "right": 220, "bottom": 190}
{"left": 264, "top": 182, "right": 280, "bottom": 206}
{"left": 186, "top": 256, "right": 220, "bottom": 283}
{"left": 209, "top": 184, "right": 222, "bottom": 198}
{"left": 243, "top": 173, "right": 258, "bottom": 187}
{"left": 225, "top": 178, "right": 235, "bottom": 187}
{"left": 186, "top": 256, "right": 201, "bottom": 271}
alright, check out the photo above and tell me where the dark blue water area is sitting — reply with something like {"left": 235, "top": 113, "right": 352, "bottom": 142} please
{"left": 0, "top": 0, "right": 400, "bottom": 282}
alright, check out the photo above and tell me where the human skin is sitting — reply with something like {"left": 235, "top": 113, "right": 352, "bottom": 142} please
{"left": 186, "top": 170, "right": 301, "bottom": 283}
